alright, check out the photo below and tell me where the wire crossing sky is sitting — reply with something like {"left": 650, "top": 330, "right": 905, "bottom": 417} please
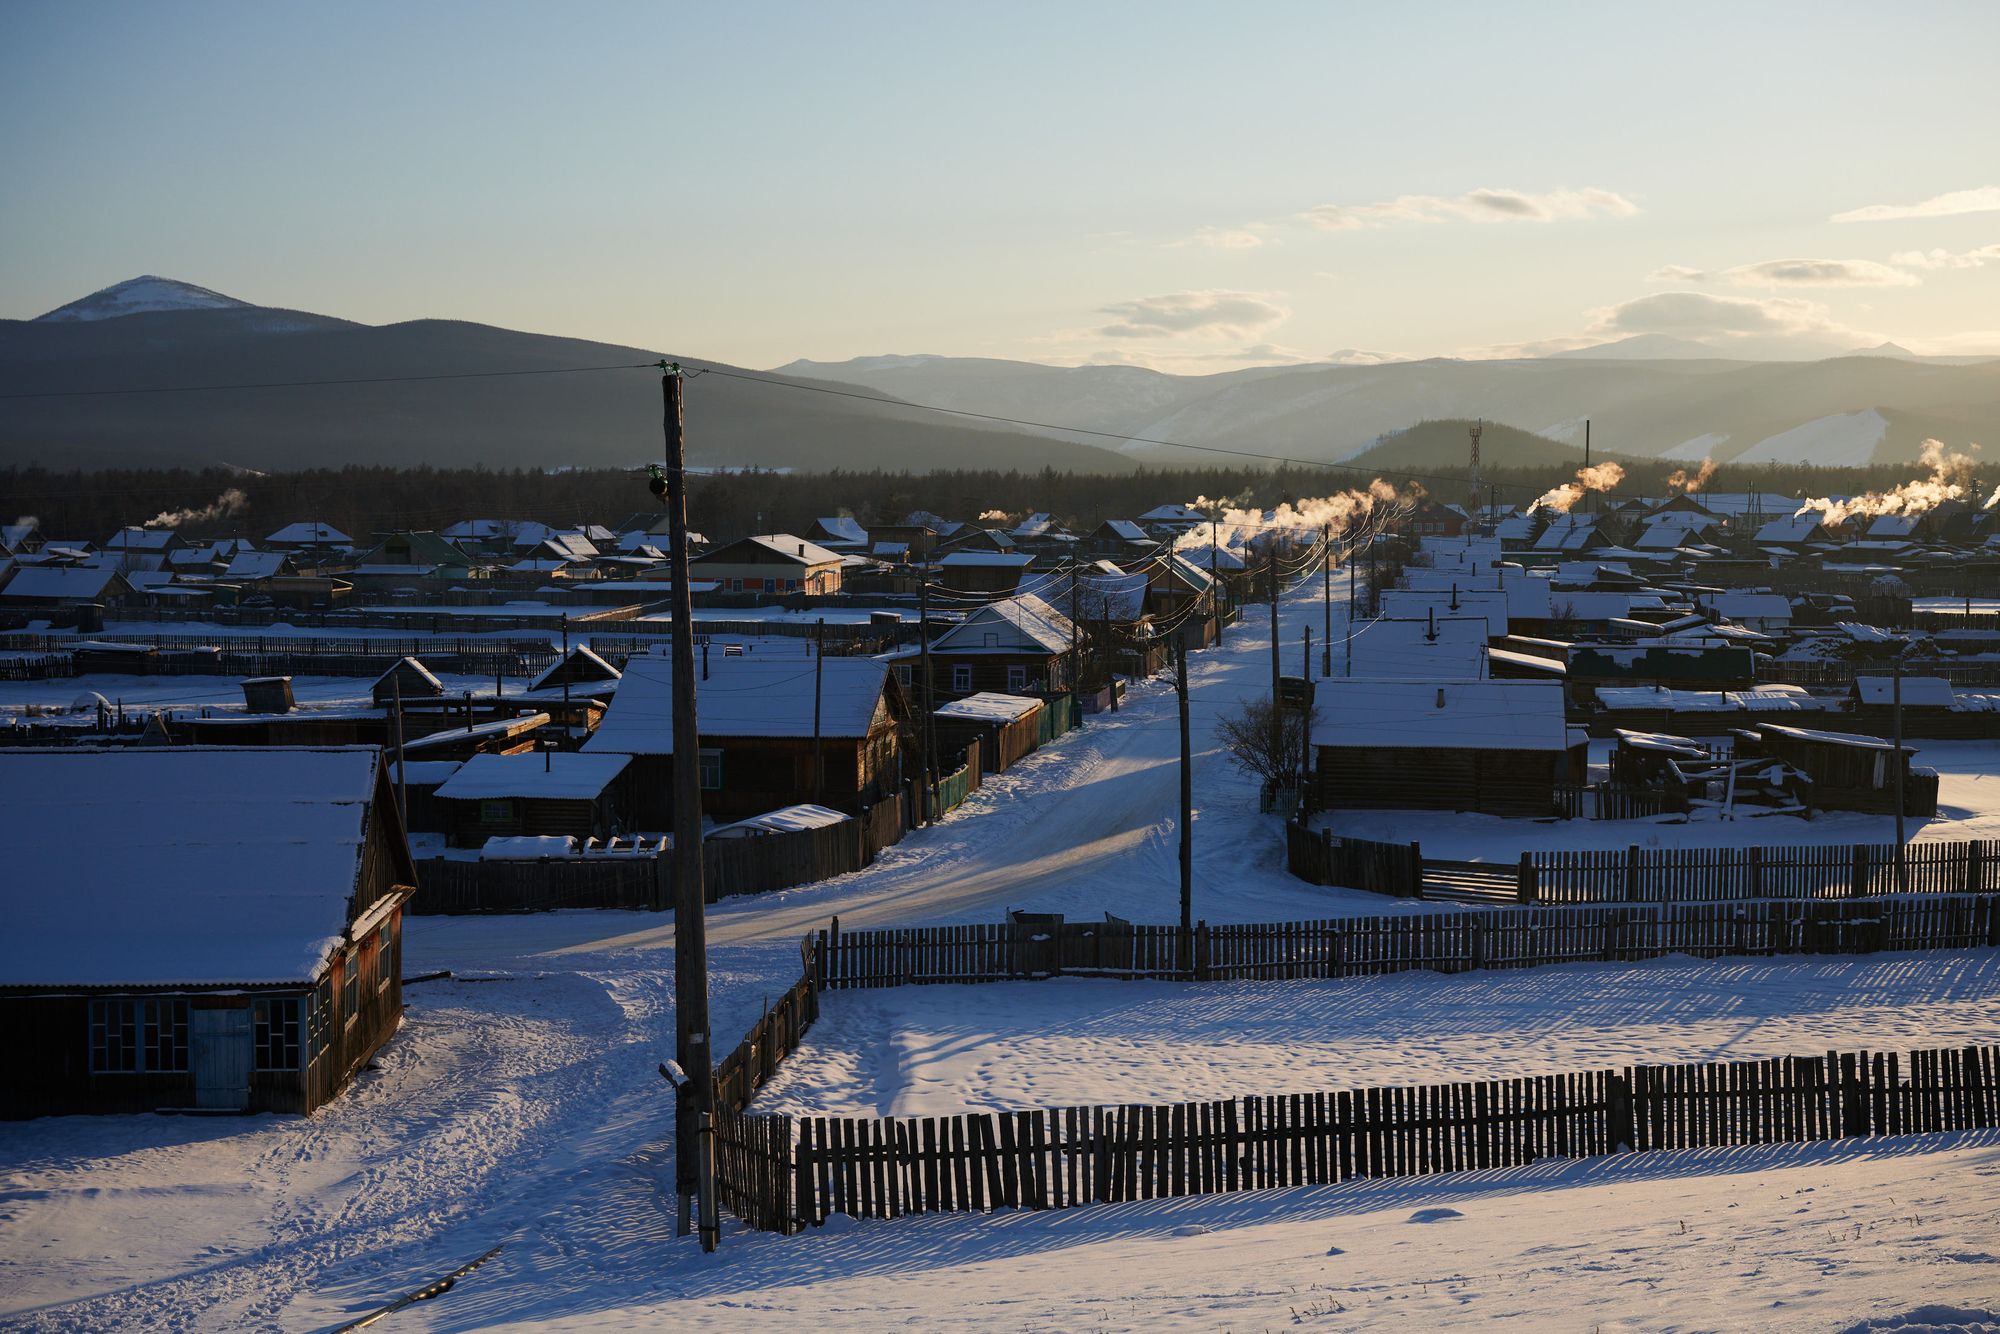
{"left": 3, "top": 1, "right": 1998, "bottom": 369}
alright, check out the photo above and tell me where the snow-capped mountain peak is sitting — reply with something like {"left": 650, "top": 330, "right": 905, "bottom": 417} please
{"left": 32, "top": 276, "right": 253, "bottom": 323}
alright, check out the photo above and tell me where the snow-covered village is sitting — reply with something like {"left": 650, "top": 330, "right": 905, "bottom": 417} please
{"left": 6, "top": 7, "right": 2000, "bottom": 1333}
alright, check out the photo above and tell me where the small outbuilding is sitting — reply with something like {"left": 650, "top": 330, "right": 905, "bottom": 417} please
{"left": 1311, "top": 679, "right": 1576, "bottom": 817}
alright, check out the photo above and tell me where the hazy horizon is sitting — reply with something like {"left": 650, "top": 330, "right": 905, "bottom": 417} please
{"left": 5, "top": 1, "right": 1999, "bottom": 371}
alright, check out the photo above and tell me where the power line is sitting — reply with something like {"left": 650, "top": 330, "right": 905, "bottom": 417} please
{"left": 0, "top": 362, "right": 659, "bottom": 401}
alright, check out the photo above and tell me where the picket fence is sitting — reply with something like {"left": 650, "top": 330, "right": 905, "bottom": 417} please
{"left": 1290, "top": 825, "right": 2000, "bottom": 906}
{"left": 704, "top": 898, "right": 2000, "bottom": 1234}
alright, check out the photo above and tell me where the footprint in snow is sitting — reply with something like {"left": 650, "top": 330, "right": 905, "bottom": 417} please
{"left": 1407, "top": 1208, "right": 1465, "bottom": 1224}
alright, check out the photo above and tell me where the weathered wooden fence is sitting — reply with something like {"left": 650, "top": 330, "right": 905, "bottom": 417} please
{"left": 716, "top": 1040, "right": 2000, "bottom": 1234}
{"left": 813, "top": 897, "right": 2000, "bottom": 988}
{"left": 702, "top": 901, "right": 2000, "bottom": 1234}
{"left": 1290, "top": 825, "right": 2000, "bottom": 906}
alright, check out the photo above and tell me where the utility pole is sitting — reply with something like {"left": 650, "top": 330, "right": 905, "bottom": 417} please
{"left": 917, "top": 550, "right": 937, "bottom": 823}
{"left": 1268, "top": 546, "right": 1282, "bottom": 784}
{"left": 1347, "top": 543, "right": 1357, "bottom": 677}
{"left": 392, "top": 674, "right": 407, "bottom": 838}
{"left": 1893, "top": 648, "right": 1907, "bottom": 892}
{"left": 1175, "top": 631, "right": 1192, "bottom": 970}
{"left": 812, "top": 617, "right": 825, "bottom": 807}
{"left": 1070, "top": 560, "right": 1082, "bottom": 720}
{"left": 1210, "top": 517, "right": 1224, "bottom": 646}
{"left": 660, "top": 363, "right": 717, "bottom": 1253}
{"left": 1302, "top": 626, "right": 1313, "bottom": 781}
{"left": 1320, "top": 523, "right": 1332, "bottom": 677}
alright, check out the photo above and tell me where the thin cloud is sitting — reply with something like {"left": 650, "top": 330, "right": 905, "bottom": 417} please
{"left": 1095, "top": 290, "right": 1289, "bottom": 339}
{"left": 1306, "top": 186, "right": 1638, "bottom": 231}
{"left": 1597, "top": 291, "right": 1847, "bottom": 338}
{"left": 1893, "top": 244, "right": 2000, "bottom": 270}
{"left": 1721, "top": 258, "right": 1918, "bottom": 288}
{"left": 1832, "top": 186, "right": 2000, "bottom": 223}
{"left": 1647, "top": 264, "right": 1710, "bottom": 283}
{"left": 1169, "top": 225, "right": 1273, "bottom": 250}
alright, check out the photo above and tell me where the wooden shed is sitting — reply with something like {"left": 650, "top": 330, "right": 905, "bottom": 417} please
{"left": 933, "top": 692, "right": 1045, "bottom": 773}
{"left": 0, "top": 746, "right": 415, "bottom": 1118}
{"left": 373, "top": 656, "right": 444, "bottom": 708}
{"left": 240, "top": 675, "right": 296, "bottom": 714}
{"left": 432, "top": 751, "right": 633, "bottom": 847}
{"left": 1736, "top": 723, "right": 1938, "bottom": 816}
{"left": 1312, "top": 680, "right": 1572, "bottom": 817}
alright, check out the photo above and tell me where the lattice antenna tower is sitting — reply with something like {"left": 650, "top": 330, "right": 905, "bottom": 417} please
{"left": 1467, "top": 418, "right": 1484, "bottom": 523}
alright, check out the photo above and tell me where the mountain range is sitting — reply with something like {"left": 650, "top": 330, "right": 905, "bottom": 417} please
{"left": 4, "top": 277, "right": 1997, "bottom": 475}
{"left": 0, "top": 278, "right": 1131, "bottom": 473}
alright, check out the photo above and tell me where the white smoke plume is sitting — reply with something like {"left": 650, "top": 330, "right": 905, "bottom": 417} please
{"left": 1666, "top": 458, "right": 1718, "bottom": 495}
{"left": 1172, "top": 480, "right": 1415, "bottom": 552}
{"left": 145, "top": 488, "right": 248, "bottom": 530}
{"left": 1795, "top": 440, "right": 1978, "bottom": 525}
{"left": 977, "top": 509, "right": 1010, "bottom": 522}
{"left": 8, "top": 515, "right": 37, "bottom": 530}
{"left": 1532, "top": 461, "right": 1627, "bottom": 514}
{"left": 1985, "top": 483, "right": 2000, "bottom": 512}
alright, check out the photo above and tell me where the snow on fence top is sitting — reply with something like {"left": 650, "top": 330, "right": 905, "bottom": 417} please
{"left": 1852, "top": 675, "right": 1956, "bottom": 708}
{"left": 708, "top": 803, "right": 850, "bottom": 838}
{"left": 1312, "top": 680, "right": 1567, "bottom": 751}
{"left": 0, "top": 746, "right": 386, "bottom": 988}
{"left": 587, "top": 653, "right": 891, "bottom": 754}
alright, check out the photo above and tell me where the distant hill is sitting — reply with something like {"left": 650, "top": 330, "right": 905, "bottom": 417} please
{"left": 1549, "top": 334, "right": 1724, "bottom": 361}
{"left": 0, "top": 279, "right": 1135, "bottom": 473}
{"left": 784, "top": 352, "right": 2000, "bottom": 470}
{"left": 1341, "top": 419, "right": 1603, "bottom": 472}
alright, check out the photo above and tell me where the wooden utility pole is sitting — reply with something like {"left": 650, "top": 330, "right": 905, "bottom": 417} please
{"left": 1893, "top": 649, "right": 1907, "bottom": 891}
{"left": 1070, "top": 560, "right": 1082, "bottom": 720}
{"left": 812, "top": 617, "right": 825, "bottom": 807}
{"left": 1347, "top": 544, "right": 1357, "bottom": 677}
{"left": 392, "top": 674, "right": 407, "bottom": 837}
{"left": 1320, "top": 523, "right": 1332, "bottom": 677}
{"left": 661, "top": 364, "right": 717, "bottom": 1253}
{"left": 1175, "top": 631, "right": 1192, "bottom": 963}
{"left": 917, "top": 551, "right": 937, "bottom": 823}
{"left": 1268, "top": 545, "right": 1282, "bottom": 782}
{"left": 1210, "top": 518, "right": 1224, "bottom": 646}
{"left": 1301, "top": 626, "right": 1313, "bottom": 781}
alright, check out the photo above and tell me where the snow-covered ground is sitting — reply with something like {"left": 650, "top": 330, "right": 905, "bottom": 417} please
{"left": 4, "top": 577, "right": 1999, "bottom": 1332}
{"left": 1734, "top": 410, "right": 1890, "bottom": 467}
{"left": 0, "top": 671, "right": 526, "bottom": 721}
{"left": 751, "top": 952, "right": 2000, "bottom": 1117}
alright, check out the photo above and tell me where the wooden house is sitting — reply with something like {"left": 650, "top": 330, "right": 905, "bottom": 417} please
{"left": 937, "top": 550, "right": 1034, "bottom": 594}
{"left": 585, "top": 650, "right": 910, "bottom": 826}
{"left": 890, "top": 593, "right": 1077, "bottom": 701}
{"left": 0, "top": 746, "right": 414, "bottom": 1118}
{"left": 1394, "top": 498, "right": 1469, "bottom": 539}
{"left": 690, "top": 534, "right": 845, "bottom": 594}
{"left": 0, "top": 565, "right": 134, "bottom": 610}
{"left": 806, "top": 516, "right": 871, "bottom": 553}
{"left": 1312, "top": 680, "right": 1575, "bottom": 817}
{"left": 240, "top": 676, "right": 297, "bottom": 714}
{"left": 263, "top": 522, "right": 352, "bottom": 558}
{"left": 432, "top": 752, "right": 634, "bottom": 847}
{"left": 523, "top": 645, "right": 622, "bottom": 701}
{"left": 932, "top": 692, "right": 1046, "bottom": 773}
{"left": 1083, "top": 520, "right": 1156, "bottom": 559}
{"left": 1736, "top": 723, "right": 1937, "bottom": 816}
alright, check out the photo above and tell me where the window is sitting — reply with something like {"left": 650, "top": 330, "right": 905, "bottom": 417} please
{"left": 89, "top": 999, "right": 188, "bottom": 1074}
{"left": 253, "top": 997, "right": 303, "bottom": 1070}
{"left": 699, "top": 748, "right": 724, "bottom": 790}
{"left": 952, "top": 665, "right": 973, "bottom": 693}
{"left": 1006, "top": 665, "right": 1028, "bottom": 692}
{"left": 480, "top": 799, "right": 513, "bottom": 824}
{"left": 342, "top": 952, "right": 360, "bottom": 1027}
{"left": 308, "top": 981, "right": 332, "bottom": 1059}
{"left": 378, "top": 923, "right": 394, "bottom": 991}
{"left": 894, "top": 664, "right": 912, "bottom": 688}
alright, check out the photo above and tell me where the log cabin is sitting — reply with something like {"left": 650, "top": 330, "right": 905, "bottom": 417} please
{"left": 0, "top": 746, "right": 414, "bottom": 1118}
{"left": 1312, "top": 679, "right": 1574, "bottom": 817}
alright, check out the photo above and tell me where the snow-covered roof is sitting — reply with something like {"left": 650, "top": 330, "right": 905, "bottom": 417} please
{"left": 1011, "top": 513, "right": 1059, "bottom": 539}
{"left": 442, "top": 518, "right": 508, "bottom": 540}
{"left": 1312, "top": 680, "right": 1567, "bottom": 751}
{"left": 812, "top": 516, "right": 868, "bottom": 545}
{"left": 708, "top": 803, "right": 850, "bottom": 838}
{"left": 526, "top": 646, "right": 621, "bottom": 693}
{"left": 1755, "top": 516, "right": 1825, "bottom": 544}
{"left": 1596, "top": 685, "right": 1830, "bottom": 712}
{"left": 696, "top": 534, "right": 846, "bottom": 567}
{"left": 479, "top": 835, "right": 578, "bottom": 860}
{"left": 374, "top": 657, "right": 443, "bottom": 691}
{"left": 935, "top": 692, "right": 1043, "bottom": 723}
{"left": 435, "top": 752, "right": 631, "bottom": 801}
{"left": 1701, "top": 592, "right": 1792, "bottom": 621}
{"left": 542, "top": 532, "right": 600, "bottom": 562}
{"left": 1853, "top": 675, "right": 1955, "bottom": 708}
{"left": 266, "top": 521, "right": 350, "bottom": 545}
{"left": 1376, "top": 588, "right": 1508, "bottom": 635}
{"left": 1139, "top": 503, "right": 1207, "bottom": 524}
{"left": 0, "top": 565, "right": 125, "bottom": 600}
{"left": 1100, "top": 520, "right": 1150, "bottom": 542}
{"left": 939, "top": 551, "right": 1035, "bottom": 568}
{"left": 105, "top": 526, "right": 176, "bottom": 551}
{"left": 1344, "top": 616, "right": 1490, "bottom": 679}
{"left": 930, "top": 594, "right": 1076, "bottom": 654}
{"left": 0, "top": 747, "right": 394, "bottom": 987}
{"left": 224, "top": 550, "right": 289, "bottom": 580}
{"left": 586, "top": 652, "right": 892, "bottom": 754}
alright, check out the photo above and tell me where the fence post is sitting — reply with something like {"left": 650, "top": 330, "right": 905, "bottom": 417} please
{"left": 1851, "top": 844, "right": 1869, "bottom": 898}
{"left": 1968, "top": 840, "right": 1985, "bottom": 895}
{"left": 1606, "top": 1071, "right": 1635, "bottom": 1152}
{"left": 1839, "top": 1051, "right": 1868, "bottom": 1137}
{"left": 1748, "top": 846, "right": 1762, "bottom": 899}
{"left": 1625, "top": 845, "right": 1640, "bottom": 903}
{"left": 1517, "top": 852, "right": 1536, "bottom": 905}
{"left": 1195, "top": 920, "right": 1210, "bottom": 982}
{"left": 1408, "top": 841, "right": 1423, "bottom": 899}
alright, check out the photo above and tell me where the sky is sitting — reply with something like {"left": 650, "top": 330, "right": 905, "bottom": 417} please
{"left": 4, "top": 0, "right": 2000, "bottom": 372}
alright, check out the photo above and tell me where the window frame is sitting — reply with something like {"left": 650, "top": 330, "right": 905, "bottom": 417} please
{"left": 951, "top": 664, "right": 973, "bottom": 693}
{"left": 253, "top": 996, "right": 303, "bottom": 1071}
{"left": 1006, "top": 665, "right": 1028, "bottom": 692}
{"left": 698, "top": 747, "right": 724, "bottom": 791}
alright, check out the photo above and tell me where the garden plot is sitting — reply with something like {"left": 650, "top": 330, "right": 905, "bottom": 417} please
{"left": 751, "top": 950, "right": 2000, "bottom": 1119}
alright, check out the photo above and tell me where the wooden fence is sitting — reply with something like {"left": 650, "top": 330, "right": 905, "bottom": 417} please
{"left": 412, "top": 792, "right": 910, "bottom": 912}
{"left": 812, "top": 897, "right": 2000, "bottom": 989}
{"left": 1291, "top": 826, "right": 2000, "bottom": 906}
{"left": 715, "top": 1043, "right": 2000, "bottom": 1233}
